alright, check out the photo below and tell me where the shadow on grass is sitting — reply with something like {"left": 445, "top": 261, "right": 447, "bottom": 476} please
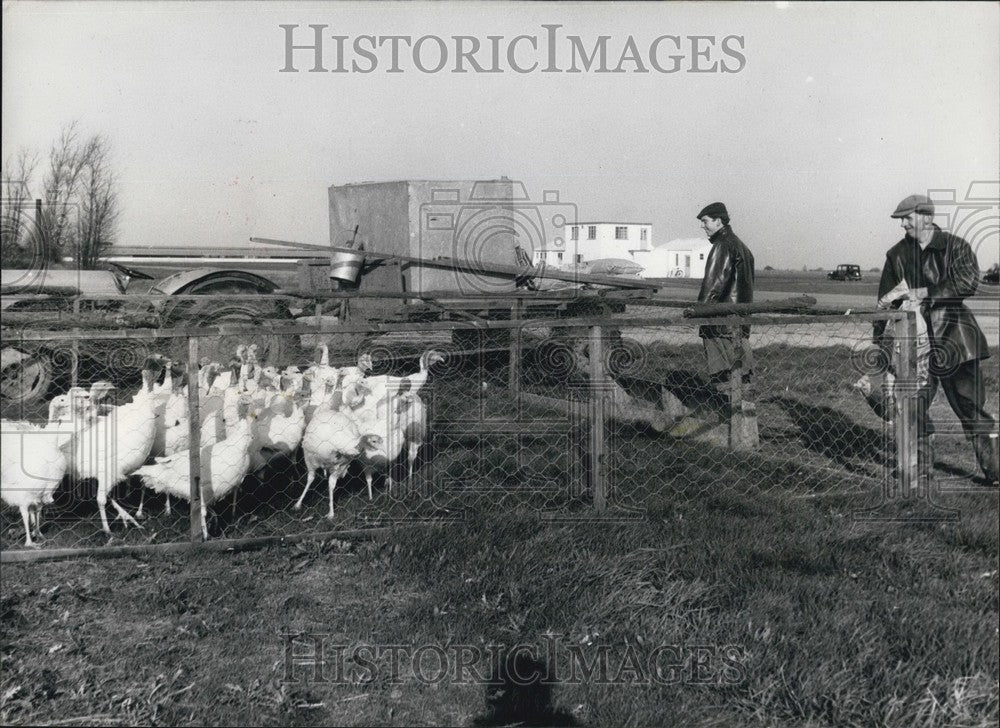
{"left": 471, "top": 652, "right": 580, "bottom": 727}
{"left": 765, "top": 395, "right": 888, "bottom": 470}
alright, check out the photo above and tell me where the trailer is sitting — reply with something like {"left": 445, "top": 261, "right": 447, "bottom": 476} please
{"left": 4, "top": 178, "right": 806, "bottom": 421}
{"left": 2, "top": 178, "right": 673, "bottom": 403}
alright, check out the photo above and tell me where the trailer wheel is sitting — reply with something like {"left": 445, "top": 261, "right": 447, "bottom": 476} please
{"left": 0, "top": 348, "right": 53, "bottom": 405}
{"left": 164, "top": 304, "right": 293, "bottom": 366}
{"left": 162, "top": 275, "right": 295, "bottom": 365}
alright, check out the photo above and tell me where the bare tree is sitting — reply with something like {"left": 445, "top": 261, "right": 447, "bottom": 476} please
{"left": 1, "top": 149, "right": 40, "bottom": 267}
{"left": 41, "top": 122, "right": 88, "bottom": 264}
{"left": 26, "top": 122, "right": 122, "bottom": 268}
{"left": 76, "top": 135, "right": 119, "bottom": 268}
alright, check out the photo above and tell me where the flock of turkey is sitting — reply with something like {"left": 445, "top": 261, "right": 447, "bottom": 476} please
{"left": 1, "top": 344, "right": 445, "bottom": 545}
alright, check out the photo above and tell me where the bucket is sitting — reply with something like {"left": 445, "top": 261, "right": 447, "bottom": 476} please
{"left": 329, "top": 250, "right": 365, "bottom": 283}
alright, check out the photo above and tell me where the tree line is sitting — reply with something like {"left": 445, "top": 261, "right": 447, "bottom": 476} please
{"left": 2, "top": 122, "right": 119, "bottom": 270}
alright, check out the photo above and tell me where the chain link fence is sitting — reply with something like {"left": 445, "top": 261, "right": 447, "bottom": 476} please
{"left": 2, "top": 294, "right": 997, "bottom": 555}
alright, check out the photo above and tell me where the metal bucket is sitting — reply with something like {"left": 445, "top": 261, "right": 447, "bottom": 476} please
{"left": 329, "top": 250, "right": 365, "bottom": 283}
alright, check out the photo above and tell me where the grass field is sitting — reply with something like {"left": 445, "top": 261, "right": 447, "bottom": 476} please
{"left": 2, "top": 332, "right": 999, "bottom": 726}
{"left": 2, "top": 492, "right": 997, "bottom": 726}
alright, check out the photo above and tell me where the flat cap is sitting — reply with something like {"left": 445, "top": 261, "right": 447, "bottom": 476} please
{"left": 890, "top": 194, "right": 934, "bottom": 218}
{"left": 696, "top": 202, "right": 729, "bottom": 220}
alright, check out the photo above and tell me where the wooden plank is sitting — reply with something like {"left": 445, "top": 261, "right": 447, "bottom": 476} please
{"left": 0, "top": 528, "right": 389, "bottom": 564}
{"left": 109, "top": 246, "right": 328, "bottom": 260}
{"left": 8, "top": 310, "right": 910, "bottom": 344}
{"left": 682, "top": 295, "right": 817, "bottom": 317}
{"left": 1, "top": 311, "right": 163, "bottom": 329}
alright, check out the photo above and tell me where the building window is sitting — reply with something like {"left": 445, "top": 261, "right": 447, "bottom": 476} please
{"left": 615, "top": 226, "right": 628, "bottom": 240}
{"left": 557, "top": 252, "right": 564, "bottom": 262}
{"left": 640, "top": 229, "right": 648, "bottom": 241}
{"left": 587, "top": 226, "right": 596, "bottom": 240}
{"left": 576, "top": 254, "right": 583, "bottom": 263}
{"left": 699, "top": 253, "right": 705, "bottom": 260}
{"left": 571, "top": 226, "right": 579, "bottom": 241}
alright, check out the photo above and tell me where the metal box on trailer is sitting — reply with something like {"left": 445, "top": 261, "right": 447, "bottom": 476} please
{"left": 328, "top": 178, "right": 576, "bottom": 308}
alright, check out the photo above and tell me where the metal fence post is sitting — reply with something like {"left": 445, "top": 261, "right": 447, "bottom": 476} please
{"left": 588, "top": 325, "right": 608, "bottom": 512}
{"left": 187, "top": 336, "right": 203, "bottom": 542}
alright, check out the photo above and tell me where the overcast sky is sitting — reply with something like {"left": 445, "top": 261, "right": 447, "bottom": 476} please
{"left": 3, "top": 1, "right": 998, "bottom": 270}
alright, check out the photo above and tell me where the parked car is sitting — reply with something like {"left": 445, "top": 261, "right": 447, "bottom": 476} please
{"left": 827, "top": 264, "right": 863, "bottom": 281}
{"left": 983, "top": 264, "right": 1000, "bottom": 285}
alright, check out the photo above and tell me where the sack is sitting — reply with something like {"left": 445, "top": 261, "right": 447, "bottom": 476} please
{"left": 855, "top": 281, "right": 930, "bottom": 420}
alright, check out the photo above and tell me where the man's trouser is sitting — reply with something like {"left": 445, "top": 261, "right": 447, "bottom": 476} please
{"left": 914, "top": 358, "right": 999, "bottom": 480}
{"left": 703, "top": 335, "right": 755, "bottom": 380}
{"left": 702, "top": 334, "right": 755, "bottom": 417}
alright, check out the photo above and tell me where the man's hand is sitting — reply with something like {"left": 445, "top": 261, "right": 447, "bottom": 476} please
{"left": 878, "top": 279, "right": 910, "bottom": 309}
{"left": 906, "top": 287, "right": 928, "bottom": 303}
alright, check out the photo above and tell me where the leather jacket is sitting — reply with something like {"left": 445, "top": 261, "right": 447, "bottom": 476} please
{"left": 697, "top": 225, "right": 755, "bottom": 338}
{"left": 874, "top": 225, "right": 990, "bottom": 368}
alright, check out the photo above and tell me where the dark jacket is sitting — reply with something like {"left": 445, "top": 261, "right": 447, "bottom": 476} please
{"left": 697, "top": 225, "right": 755, "bottom": 338}
{"left": 874, "top": 225, "right": 990, "bottom": 368}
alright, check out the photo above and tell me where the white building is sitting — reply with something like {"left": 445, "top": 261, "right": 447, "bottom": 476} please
{"left": 534, "top": 222, "right": 653, "bottom": 267}
{"left": 635, "top": 237, "right": 714, "bottom": 279}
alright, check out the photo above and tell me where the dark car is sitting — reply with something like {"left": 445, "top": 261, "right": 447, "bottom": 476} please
{"left": 827, "top": 264, "right": 863, "bottom": 281}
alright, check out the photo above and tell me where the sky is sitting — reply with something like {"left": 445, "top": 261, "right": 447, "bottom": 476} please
{"left": 2, "top": 0, "right": 999, "bottom": 271}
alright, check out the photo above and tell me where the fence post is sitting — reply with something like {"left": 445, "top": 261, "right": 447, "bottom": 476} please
{"left": 588, "top": 326, "right": 608, "bottom": 512}
{"left": 728, "top": 326, "right": 759, "bottom": 451}
{"left": 187, "top": 336, "right": 203, "bottom": 542}
{"left": 509, "top": 297, "right": 522, "bottom": 395}
{"left": 895, "top": 310, "right": 920, "bottom": 498}
{"left": 71, "top": 297, "right": 80, "bottom": 388}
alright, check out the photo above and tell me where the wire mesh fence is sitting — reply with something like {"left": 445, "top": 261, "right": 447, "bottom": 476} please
{"left": 2, "top": 294, "right": 997, "bottom": 555}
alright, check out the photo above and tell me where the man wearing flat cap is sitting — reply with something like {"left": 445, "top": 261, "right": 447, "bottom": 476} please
{"left": 875, "top": 193, "right": 998, "bottom": 486}
{"left": 695, "top": 202, "right": 755, "bottom": 393}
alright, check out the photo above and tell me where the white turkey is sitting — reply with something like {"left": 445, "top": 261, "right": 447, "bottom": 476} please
{"left": 296, "top": 376, "right": 379, "bottom": 517}
{"left": 356, "top": 392, "right": 413, "bottom": 498}
{"left": 1, "top": 420, "right": 67, "bottom": 546}
{"left": 64, "top": 366, "right": 159, "bottom": 533}
{"left": 134, "top": 396, "right": 257, "bottom": 540}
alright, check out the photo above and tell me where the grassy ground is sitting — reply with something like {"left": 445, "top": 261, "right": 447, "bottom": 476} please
{"left": 2, "top": 491, "right": 997, "bottom": 727}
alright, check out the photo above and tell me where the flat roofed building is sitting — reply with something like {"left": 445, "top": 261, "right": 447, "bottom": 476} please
{"left": 534, "top": 222, "right": 652, "bottom": 267}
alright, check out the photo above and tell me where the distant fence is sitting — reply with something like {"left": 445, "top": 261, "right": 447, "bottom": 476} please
{"left": 3, "top": 293, "right": 996, "bottom": 559}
